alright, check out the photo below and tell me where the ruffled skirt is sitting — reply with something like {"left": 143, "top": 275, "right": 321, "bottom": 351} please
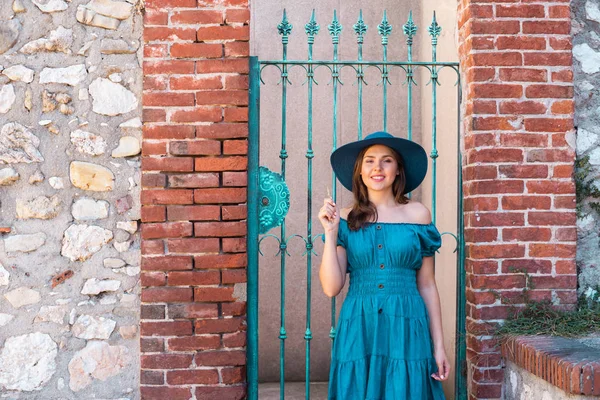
{"left": 328, "top": 294, "right": 446, "bottom": 400}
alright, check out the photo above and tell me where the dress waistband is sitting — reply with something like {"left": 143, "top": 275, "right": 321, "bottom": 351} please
{"left": 347, "top": 267, "right": 420, "bottom": 296}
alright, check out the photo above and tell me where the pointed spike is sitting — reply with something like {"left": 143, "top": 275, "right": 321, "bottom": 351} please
{"left": 328, "top": 9, "right": 343, "bottom": 42}
{"left": 277, "top": 8, "right": 293, "bottom": 38}
{"left": 305, "top": 9, "right": 320, "bottom": 40}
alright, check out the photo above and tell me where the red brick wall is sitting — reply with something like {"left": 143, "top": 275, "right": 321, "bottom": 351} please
{"left": 141, "top": 0, "right": 249, "bottom": 398}
{"left": 457, "top": 1, "right": 576, "bottom": 399}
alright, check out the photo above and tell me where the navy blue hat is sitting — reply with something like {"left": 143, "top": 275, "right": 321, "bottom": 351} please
{"left": 330, "top": 131, "right": 428, "bottom": 194}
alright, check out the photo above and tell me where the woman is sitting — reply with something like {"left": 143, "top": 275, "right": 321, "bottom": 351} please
{"left": 318, "top": 131, "right": 450, "bottom": 399}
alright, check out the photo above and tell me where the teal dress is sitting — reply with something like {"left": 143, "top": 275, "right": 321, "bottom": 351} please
{"left": 328, "top": 219, "right": 446, "bottom": 400}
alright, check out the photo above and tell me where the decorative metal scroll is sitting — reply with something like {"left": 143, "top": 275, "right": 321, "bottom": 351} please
{"left": 258, "top": 166, "right": 290, "bottom": 234}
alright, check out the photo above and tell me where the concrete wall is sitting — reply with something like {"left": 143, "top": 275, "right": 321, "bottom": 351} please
{"left": 251, "top": 1, "right": 459, "bottom": 398}
{"left": 0, "top": 0, "right": 142, "bottom": 397}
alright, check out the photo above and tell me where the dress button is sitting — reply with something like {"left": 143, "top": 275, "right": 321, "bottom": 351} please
{"left": 376, "top": 225, "right": 382, "bottom": 230}
{"left": 378, "top": 284, "right": 384, "bottom": 289}
{"left": 378, "top": 309, "right": 383, "bottom": 314}
{"left": 380, "top": 264, "right": 385, "bottom": 269}
{"left": 377, "top": 244, "right": 383, "bottom": 249}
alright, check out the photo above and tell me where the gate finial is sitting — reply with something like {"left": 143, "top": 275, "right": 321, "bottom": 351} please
{"left": 328, "top": 10, "right": 342, "bottom": 44}
{"left": 377, "top": 10, "right": 392, "bottom": 45}
{"left": 305, "top": 9, "right": 320, "bottom": 44}
{"left": 402, "top": 10, "right": 417, "bottom": 46}
{"left": 277, "top": 9, "right": 293, "bottom": 43}
{"left": 353, "top": 9, "right": 368, "bottom": 44}
{"left": 428, "top": 11, "right": 442, "bottom": 45}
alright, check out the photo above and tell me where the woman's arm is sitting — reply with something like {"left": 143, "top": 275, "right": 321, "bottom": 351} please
{"left": 318, "top": 199, "right": 348, "bottom": 297}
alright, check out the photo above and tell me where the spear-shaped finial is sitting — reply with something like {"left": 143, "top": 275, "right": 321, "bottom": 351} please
{"left": 402, "top": 10, "right": 418, "bottom": 46}
{"left": 428, "top": 11, "right": 442, "bottom": 46}
{"left": 377, "top": 10, "right": 392, "bottom": 45}
{"left": 305, "top": 9, "right": 320, "bottom": 44}
{"left": 353, "top": 10, "right": 368, "bottom": 44}
{"left": 328, "top": 10, "right": 342, "bottom": 44}
{"left": 277, "top": 9, "right": 293, "bottom": 43}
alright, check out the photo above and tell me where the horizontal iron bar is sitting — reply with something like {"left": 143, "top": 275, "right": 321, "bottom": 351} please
{"left": 260, "top": 60, "right": 459, "bottom": 67}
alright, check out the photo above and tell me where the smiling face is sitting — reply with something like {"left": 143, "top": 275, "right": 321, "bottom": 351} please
{"left": 360, "top": 145, "right": 400, "bottom": 192}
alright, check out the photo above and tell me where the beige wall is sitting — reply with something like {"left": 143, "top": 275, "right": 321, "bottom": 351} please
{"left": 251, "top": 1, "right": 459, "bottom": 398}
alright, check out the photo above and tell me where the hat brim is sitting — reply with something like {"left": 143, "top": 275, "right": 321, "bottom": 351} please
{"left": 330, "top": 136, "right": 428, "bottom": 194}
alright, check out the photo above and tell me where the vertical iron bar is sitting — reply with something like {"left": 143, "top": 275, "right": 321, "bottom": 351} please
{"left": 354, "top": 10, "right": 367, "bottom": 139}
{"left": 378, "top": 11, "right": 392, "bottom": 132}
{"left": 403, "top": 11, "right": 417, "bottom": 141}
{"left": 429, "top": 12, "right": 441, "bottom": 224}
{"left": 277, "top": 11, "right": 292, "bottom": 399}
{"left": 247, "top": 56, "right": 260, "bottom": 400}
{"left": 304, "top": 11, "right": 319, "bottom": 400}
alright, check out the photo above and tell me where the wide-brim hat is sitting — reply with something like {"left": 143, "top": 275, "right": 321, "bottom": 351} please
{"left": 330, "top": 131, "right": 428, "bottom": 194}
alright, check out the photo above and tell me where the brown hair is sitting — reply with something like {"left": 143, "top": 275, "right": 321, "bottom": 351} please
{"left": 347, "top": 145, "right": 409, "bottom": 231}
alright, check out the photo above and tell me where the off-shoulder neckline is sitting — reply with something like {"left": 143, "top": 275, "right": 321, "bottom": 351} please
{"left": 339, "top": 218, "right": 433, "bottom": 227}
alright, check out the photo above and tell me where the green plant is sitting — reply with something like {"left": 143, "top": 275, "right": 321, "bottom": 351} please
{"left": 575, "top": 154, "right": 600, "bottom": 219}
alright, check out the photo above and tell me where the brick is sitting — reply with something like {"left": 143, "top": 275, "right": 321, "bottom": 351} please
{"left": 470, "top": 274, "right": 526, "bottom": 289}
{"left": 140, "top": 387, "right": 191, "bottom": 400}
{"left": 556, "top": 260, "right": 576, "bottom": 274}
{"left": 527, "top": 180, "right": 574, "bottom": 194}
{"left": 195, "top": 317, "right": 245, "bottom": 334}
{"left": 195, "top": 287, "right": 236, "bottom": 302}
{"left": 472, "top": 53, "right": 522, "bottom": 67}
{"left": 142, "top": 157, "right": 194, "bottom": 172}
{"left": 553, "top": 165, "right": 573, "bottom": 178}
{"left": 472, "top": 116, "right": 520, "bottom": 131}
{"left": 169, "top": 303, "right": 218, "bottom": 319}
{"left": 551, "top": 100, "right": 574, "bottom": 114}
{"left": 556, "top": 227, "right": 577, "bottom": 241}
{"left": 196, "top": 350, "right": 246, "bottom": 366}
{"left": 223, "top": 238, "right": 247, "bottom": 253}
{"left": 141, "top": 321, "right": 193, "bottom": 336}
{"left": 170, "top": 140, "right": 221, "bottom": 156}
{"left": 168, "top": 271, "right": 220, "bottom": 285}
{"left": 224, "top": 107, "right": 248, "bottom": 122}
{"left": 142, "top": 240, "right": 165, "bottom": 255}
{"left": 499, "top": 101, "right": 546, "bottom": 114}
{"left": 141, "top": 272, "right": 167, "bottom": 287}
{"left": 225, "top": 8, "right": 250, "bottom": 23}
{"left": 194, "top": 188, "right": 246, "bottom": 203}
{"left": 223, "top": 171, "right": 247, "bottom": 186}
{"left": 464, "top": 197, "right": 499, "bottom": 212}
{"left": 523, "top": 21, "right": 570, "bottom": 34}
{"left": 502, "top": 195, "right": 551, "bottom": 210}
{"left": 196, "top": 59, "right": 249, "bottom": 74}
{"left": 142, "top": 221, "right": 193, "bottom": 239}
{"left": 471, "top": 83, "right": 522, "bottom": 98}
{"left": 141, "top": 370, "right": 164, "bottom": 385}
{"left": 141, "top": 304, "right": 166, "bottom": 319}
{"left": 499, "top": 165, "right": 548, "bottom": 179}
{"left": 144, "top": 75, "right": 167, "bottom": 90}
{"left": 167, "top": 238, "right": 221, "bottom": 254}
{"left": 195, "top": 221, "right": 246, "bottom": 237}
{"left": 142, "top": 141, "right": 168, "bottom": 156}
{"left": 471, "top": 20, "right": 520, "bottom": 34}
{"left": 142, "top": 287, "right": 193, "bottom": 303}
{"left": 524, "top": 53, "right": 572, "bottom": 66}
{"left": 144, "top": 44, "right": 168, "bottom": 58}
{"left": 471, "top": 37, "right": 494, "bottom": 50}
{"left": 167, "top": 369, "right": 219, "bottom": 385}
{"left": 196, "top": 90, "right": 248, "bottom": 106}
{"left": 496, "top": 4, "right": 544, "bottom": 17}
{"left": 171, "top": 43, "right": 222, "bottom": 58}
{"left": 524, "top": 118, "right": 573, "bottom": 132}
{"left": 549, "top": 37, "right": 572, "bottom": 50}
{"left": 195, "top": 156, "right": 247, "bottom": 171}
{"left": 468, "top": 68, "right": 495, "bottom": 82}
{"left": 197, "top": 26, "right": 249, "bottom": 41}
{"left": 222, "top": 301, "right": 247, "bottom": 316}
{"left": 142, "top": 206, "right": 166, "bottom": 222}
{"left": 529, "top": 212, "right": 576, "bottom": 226}
{"left": 525, "top": 85, "right": 573, "bottom": 99}
{"left": 167, "top": 335, "right": 221, "bottom": 351}
{"left": 527, "top": 149, "right": 573, "bottom": 163}
{"left": 225, "top": 42, "right": 250, "bottom": 58}
{"left": 171, "top": 107, "right": 222, "bottom": 123}
{"left": 194, "top": 254, "right": 248, "bottom": 269}
{"left": 222, "top": 269, "right": 247, "bottom": 284}
{"left": 469, "top": 244, "right": 525, "bottom": 259}
{"left": 195, "top": 386, "right": 245, "bottom": 400}
{"left": 549, "top": 5, "right": 570, "bottom": 18}
{"left": 530, "top": 244, "right": 576, "bottom": 258}
{"left": 496, "top": 36, "right": 546, "bottom": 50}
{"left": 467, "top": 180, "right": 524, "bottom": 195}
{"left": 171, "top": 9, "right": 223, "bottom": 24}
{"left": 140, "top": 338, "right": 164, "bottom": 352}
{"left": 142, "top": 174, "right": 167, "bottom": 188}
{"left": 530, "top": 275, "right": 577, "bottom": 289}
{"left": 197, "top": 0, "right": 247, "bottom": 5}
{"left": 468, "top": 148, "right": 523, "bottom": 163}
{"left": 552, "top": 70, "right": 573, "bottom": 83}
{"left": 468, "top": 212, "right": 524, "bottom": 227}
{"left": 222, "top": 205, "right": 247, "bottom": 220}
{"left": 168, "top": 173, "right": 220, "bottom": 188}
{"left": 466, "top": 259, "right": 499, "bottom": 275}
{"left": 143, "top": 109, "right": 166, "bottom": 122}
{"left": 554, "top": 195, "right": 576, "bottom": 209}
{"left": 196, "top": 123, "right": 248, "bottom": 139}
{"left": 141, "top": 354, "right": 193, "bottom": 369}
{"left": 470, "top": 305, "right": 514, "bottom": 320}
{"left": 143, "top": 60, "right": 194, "bottom": 75}
{"left": 142, "top": 255, "right": 193, "bottom": 271}
{"left": 224, "top": 75, "right": 249, "bottom": 90}
{"left": 168, "top": 205, "right": 220, "bottom": 221}
{"left": 222, "top": 367, "right": 245, "bottom": 384}
{"left": 499, "top": 133, "right": 548, "bottom": 147}
{"left": 170, "top": 76, "right": 223, "bottom": 90}
{"left": 503, "top": 227, "right": 552, "bottom": 241}
{"left": 143, "top": 92, "right": 194, "bottom": 107}
{"left": 144, "top": 27, "right": 197, "bottom": 42}
{"left": 464, "top": 165, "right": 498, "bottom": 180}
{"left": 499, "top": 68, "right": 547, "bottom": 83}
{"left": 223, "top": 331, "right": 246, "bottom": 348}
{"left": 144, "top": 125, "right": 195, "bottom": 140}
{"left": 144, "top": 10, "right": 168, "bottom": 25}
{"left": 144, "top": 0, "right": 195, "bottom": 7}
{"left": 223, "top": 140, "right": 248, "bottom": 155}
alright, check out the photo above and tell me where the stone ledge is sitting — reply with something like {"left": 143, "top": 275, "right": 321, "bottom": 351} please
{"left": 501, "top": 335, "right": 600, "bottom": 396}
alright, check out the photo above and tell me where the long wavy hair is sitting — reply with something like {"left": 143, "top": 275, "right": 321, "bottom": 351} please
{"left": 347, "top": 145, "right": 409, "bottom": 231}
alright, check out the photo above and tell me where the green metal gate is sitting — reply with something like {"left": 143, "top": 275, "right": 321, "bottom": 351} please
{"left": 247, "top": 9, "right": 465, "bottom": 400}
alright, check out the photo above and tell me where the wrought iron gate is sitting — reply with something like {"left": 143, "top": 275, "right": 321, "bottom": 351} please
{"left": 247, "top": 9, "right": 465, "bottom": 400}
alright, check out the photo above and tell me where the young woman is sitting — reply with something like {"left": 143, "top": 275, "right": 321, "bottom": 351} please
{"left": 318, "top": 131, "right": 450, "bottom": 399}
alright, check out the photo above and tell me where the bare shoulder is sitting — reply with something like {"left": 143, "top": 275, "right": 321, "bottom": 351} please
{"left": 406, "top": 201, "right": 432, "bottom": 224}
{"left": 340, "top": 206, "right": 352, "bottom": 220}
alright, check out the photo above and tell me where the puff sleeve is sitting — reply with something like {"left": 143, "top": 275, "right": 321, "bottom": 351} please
{"left": 336, "top": 219, "right": 347, "bottom": 249}
{"left": 418, "top": 223, "right": 442, "bottom": 257}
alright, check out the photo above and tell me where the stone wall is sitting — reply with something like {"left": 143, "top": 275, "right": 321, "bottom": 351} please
{"left": 0, "top": 0, "right": 143, "bottom": 397}
{"left": 573, "top": 0, "right": 600, "bottom": 301}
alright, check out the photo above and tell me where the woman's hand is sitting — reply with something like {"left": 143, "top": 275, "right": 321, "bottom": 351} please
{"left": 318, "top": 197, "right": 340, "bottom": 233}
{"left": 431, "top": 347, "right": 450, "bottom": 381}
